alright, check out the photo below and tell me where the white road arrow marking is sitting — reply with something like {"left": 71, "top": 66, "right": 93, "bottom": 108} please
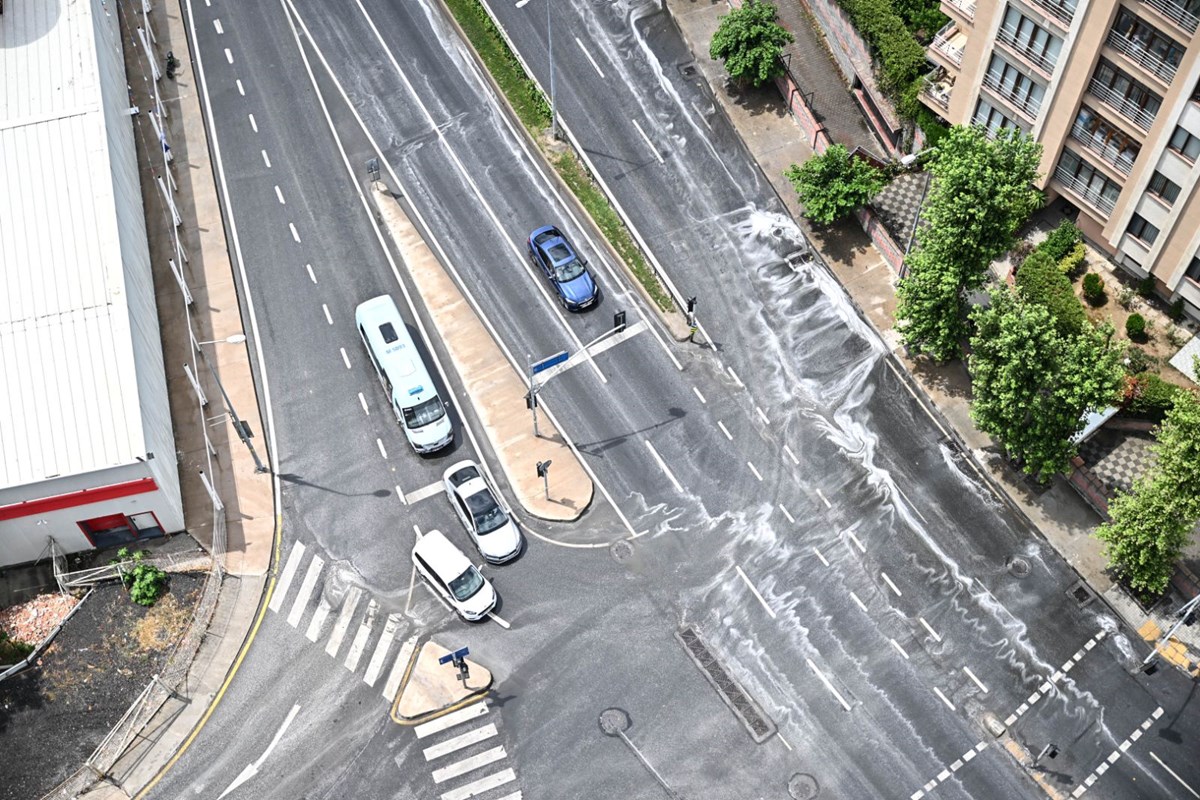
{"left": 218, "top": 704, "right": 301, "bottom": 799}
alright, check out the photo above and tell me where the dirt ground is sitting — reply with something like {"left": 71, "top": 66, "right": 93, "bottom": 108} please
{"left": 0, "top": 575, "right": 201, "bottom": 800}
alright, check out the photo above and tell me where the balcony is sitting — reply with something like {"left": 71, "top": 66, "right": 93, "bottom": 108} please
{"left": 1087, "top": 79, "right": 1158, "bottom": 130}
{"left": 922, "top": 71, "right": 954, "bottom": 109}
{"left": 942, "top": 0, "right": 976, "bottom": 21}
{"left": 1141, "top": 0, "right": 1199, "bottom": 34}
{"left": 931, "top": 22, "right": 968, "bottom": 66}
{"left": 981, "top": 71, "right": 1042, "bottom": 120}
{"left": 1070, "top": 121, "right": 1138, "bottom": 174}
{"left": 1053, "top": 166, "right": 1118, "bottom": 215}
{"left": 995, "top": 26, "right": 1059, "bottom": 75}
{"left": 1029, "top": 0, "right": 1076, "bottom": 27}
{"left": 1106, "top": 30, "right": 1179, "bottom": 82}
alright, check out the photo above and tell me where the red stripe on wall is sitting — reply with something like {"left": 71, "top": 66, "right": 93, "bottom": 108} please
{"left": 0, "top": 478, "right": 159, "bottom": 522}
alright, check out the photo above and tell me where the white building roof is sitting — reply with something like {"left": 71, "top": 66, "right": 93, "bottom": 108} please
{"left": 0, "top": 0, "right": 146, "bottom": 487}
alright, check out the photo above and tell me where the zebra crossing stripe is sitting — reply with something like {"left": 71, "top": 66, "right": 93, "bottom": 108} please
{"left": 306, "top": 592, "right": 333, "bottom": 642}
{"left": 326, "top": 586, "right": 362, "bottom": 657}
{"left": 287, "top": 556, "right": 324, "bottom": 628}
{"left": 269, "top": 542, "right": 306, "bottom": 612}
{"left": 383, "top": 635, "right": 419, "bottom": 701}
{"left": 345, "top": 599, "right": 379, "bottom": 672}
{"left": 440, "top": 768, "right": 515, "bottom": 800}
{"left": 364, "top": 613, "right": 402, "bottom": 687}
{"left": 423, "top": 723, "right": 498, "bottom": 761}
{"left": 415, "top": 702, "right": 489, "bottom": 739}
{"left": 492, "top": 793, "right": 522, "bottom": 800}
{"left": 432, "top": 746, "right": 506, "bottom": 783}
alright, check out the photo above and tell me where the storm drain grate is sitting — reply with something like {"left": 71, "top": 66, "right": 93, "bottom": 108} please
{"left": 676, "top": 626, "right": 776, "bottom": 743}
{"left": 1068, "top": 581, "right": 1097, "bottom": 608}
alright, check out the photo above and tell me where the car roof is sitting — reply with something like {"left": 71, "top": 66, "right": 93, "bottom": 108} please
{"left": 444, "top": 459, "right": 482, "bottom": 486}
{"left": 412, "top": 530, "right": 471, "bottom": 578}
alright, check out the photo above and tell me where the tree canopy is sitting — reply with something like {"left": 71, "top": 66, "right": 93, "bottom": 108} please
{"left": 709, "top": 0, "right": 795, "bottom": 88}
{"left": 785, "top": 144, "right": 887, "bottom": 225}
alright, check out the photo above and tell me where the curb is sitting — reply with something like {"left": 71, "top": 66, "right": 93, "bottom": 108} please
{"left": 388, "top": 640, "right": 494, "bottom": 726}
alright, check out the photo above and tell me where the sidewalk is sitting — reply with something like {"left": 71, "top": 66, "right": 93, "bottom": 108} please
{"left": 668, "top": 0, "right": 1198, "bottom": 672}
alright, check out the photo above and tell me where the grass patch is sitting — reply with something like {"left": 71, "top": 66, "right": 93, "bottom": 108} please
{"left": 441, "top": 0, "right": 674, "bottom": 313}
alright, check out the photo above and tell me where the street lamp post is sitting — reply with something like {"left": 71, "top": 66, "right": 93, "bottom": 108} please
{"left": 195, "top": 335, "right": 269, "bottom": 474}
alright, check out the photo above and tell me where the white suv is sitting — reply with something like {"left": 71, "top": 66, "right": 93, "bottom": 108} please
{"left": 411, "top": 530, "right": 497, "bottom": 622}
{"left": 442, "top": 460, "right": 523, "bottom": 564}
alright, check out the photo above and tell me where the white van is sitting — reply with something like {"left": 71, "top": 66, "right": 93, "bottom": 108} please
{"left": 355, "top": 295, "right": 454, "bottom": 453}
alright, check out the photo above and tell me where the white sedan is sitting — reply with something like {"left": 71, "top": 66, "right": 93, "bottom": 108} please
{"left": 442, "top": 460, "right": 524, "bottom": 564}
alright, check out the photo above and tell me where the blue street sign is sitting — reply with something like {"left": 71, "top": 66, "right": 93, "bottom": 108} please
{"left": 438, "top": 646, "right": 470, "bottom": 665}
{"left": 531, "top": 350, "right": 569, "bottom": 375}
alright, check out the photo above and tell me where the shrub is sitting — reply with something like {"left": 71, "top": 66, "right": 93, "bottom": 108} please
{"left": 710, "top": 0, "right": 795, "bottom": 88}
{"left": 915, "top": 105, "right": 950, "bottom": 147}
{"left": 0, "top": 630, "right": 34, "bottom": 663}
{"left": 836, "top": 0, "right": 927, "bottom": 99}
{"left": 1039, "top": 220, "right": 1082, "bottom": 263}
{"left": 1117, "top": 287, "right": 1136, "bottom": 309}
{"left": 1123, "top": 346, "right": 1157, "bottom": 375}
{"left": 1016, "top": 249, "right": 1086, "bottom": 335}
{"left": 892, "top": 0, "right": 949, "bottom": 41}
{"left": 1137, "top": 276, "right": 1156, "bottom": 297}
{"left": 1009, "top": 239, "right": 1035, "bottom": 270}
{"left": 111, "top": 547, "right": 169, "bottom": 606}
{"left": 1169, "top": 298, "right": 1185, "bottom": 321}
{"left": 1125, "top": 372, "right": 1185, "bottom": 420}
{"left": 1166, "top": 324, "right": 1188, "bottom": 348}
{"left": 785, "top": 144, "right": 887, "bottom": 225}
{"left": 1083, "top": 272, "right": 1105, "bottom": 303}
{"left": 1126, "top": 313, "right": 1147, "bottom": 340}
{"left": 1058, "top": 242, "right": 1086, "bottom": 279}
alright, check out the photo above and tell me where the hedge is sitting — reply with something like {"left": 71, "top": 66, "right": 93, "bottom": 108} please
{"left": 1038, "top": 219, "right": 1081, "bottom": 263}
{"left": 1126, "top": 372, "right": 1186, "bottom": 420}
{"left": 836, "top": 0, "right": 927, "bottom": 96}
{"left": 1016, "top": 249, "right": 1086, "bottom": 335}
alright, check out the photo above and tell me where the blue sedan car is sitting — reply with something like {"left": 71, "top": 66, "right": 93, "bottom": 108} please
{"left": 527, "top": 225, "right": 600, "bottom": 311}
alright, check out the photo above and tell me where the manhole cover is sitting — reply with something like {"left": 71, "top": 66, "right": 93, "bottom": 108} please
{"left": 599, "top": 708, "right": 631, "bottom": 736}
{"left": 610, "top": 539, "right": 634, "bottom": 563}
{"left": 1007, "top": 557, "right": 1031, "bottom": 578}
{"left": 788, "top": 773, "right": 820, "bottom": 799}
{"left": 678, "top": 62, "right": 697, "bottom": 77}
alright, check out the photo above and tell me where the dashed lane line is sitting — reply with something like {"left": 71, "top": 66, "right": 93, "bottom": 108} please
{"left": 783, "top": 444, "right": 799, "bottom": 465}
{"left": 359, "top": 392, "right": 369, "bottom": 415}
{"left": 717, "top": 421, "right": 733, "bottom": 441}
{"left": 340, "top": 347, "right": 351, "bottom": 369}
{"left": 630, "top": 118, "right": 663, "bottom": 164}
{"left": 806, "top": 658, "right": 852, "bottom": 711}
{"left": 881, "top": 571, "right": 902, "bottom": 597}
{"left": 574, "top": 36, "right": 606, "bottom": 77}
{"left": 735, "top": 565, "right": 776, "bottom": 619}
{"left": 747, "top": 461, "right": 763, "bottom": 482}
{"left": 260, "top": 148, "right": 270, "bottom": 168}
{"left": 645, "top": 441, "right": 684, "bottom": 493}
{"left": 237, "top": 79, "right": 245, "bottom": 96}
{"left": 812, "top": 546, "right": 830, "bottom": 567}
{"left": 755, "top": 406, "right": 770, "bottom": 425}
{"left": 248, "top": 113, "right": 258, "bottom": 132}
{"left": 224, "top": 47, "right": 233, "bottom": 63}
{"left": 845, "top": 530, "right": 866, "bottom": 553}
{"left": 322, "top": 303, "right": 333, "bottom": 324}
{"left": 890, "top": 638, "right": 909, "bottom": 660}
{"left": 919, "top": 617, "right": 943, "bottom": 643}
{"left": 305, "top": 262, "right": 316, "bottom": 282}
{"left": 726, "top": 366, "right": 744, "bottom": 387}
{"left": 692, "top": 386, "right": 706, "bottom": 404}
{"left": 778, "top": 504, "right": 794, "bottom": 523}
{"left": 815, "top": 488, "right": 832, "bottom": 508}
{"left": 933, "top": 687, "right": 955, "bottom": 711}
{"left": 289, "top": 222, "right": 301, "bottom": 242}
{"left": 377, "top": 438, "right": 388, "bottom": 459}
{"left": 962, "top": 666, "right": 988, "bottom": 694}
{"left": 213, "top": 17, "right": 224, "bottom": 33}
{"left": 849, "top": 591, "right": 868, "bottom": 612}
{"left": 275, "top": 185, "right": 286, "bottom": 205}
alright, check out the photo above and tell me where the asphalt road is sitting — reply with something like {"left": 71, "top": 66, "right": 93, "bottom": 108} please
{"left": 145, "top": 0, "right": 1200, "bottom": 799}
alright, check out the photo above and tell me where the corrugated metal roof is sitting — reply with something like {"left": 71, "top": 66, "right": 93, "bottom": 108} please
{"left": 0, "top": 0, "right": 146, "bottom": 486}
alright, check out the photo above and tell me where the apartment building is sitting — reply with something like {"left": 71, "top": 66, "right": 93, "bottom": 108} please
{"left": 920, "top": 0, "right": 1200, "bottom": 320}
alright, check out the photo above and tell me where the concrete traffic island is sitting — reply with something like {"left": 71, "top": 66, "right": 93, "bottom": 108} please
{"left": 370, "top": 182, "right": 594, "bottom": 522}
{"left": 390, "top": 640, "right": 493, "bottom": 725}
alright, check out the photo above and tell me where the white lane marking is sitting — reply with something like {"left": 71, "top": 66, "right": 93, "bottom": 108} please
{"left": 691, "top": 100, "right": 712, "bottom": 130}
{"left": 895, "top": 485, "right": 929, "bottom": 525}
{"left": 325, "top": 585, "right": 362, "bottom": 657}
{"left": 217, "top": 704, "right": 301, "bottom": 799}
{"left": 340, "top": 347, "right": 351, "bottom": 369}
{"left": 816, "top": 488, "right": 831, "bottom": 508}
{"left": 287, "top": 555, "right": 323, "bottom": 627}
{"left": 919, "top": 617, "right": 943, "bottom": 642}
{"left": 414, "top": 702, "right": 489, "bottom": 739}
{"left": 630, "top": 118, "right": 664, "bottom": 164}
{"left": 322, "top": 304, "right": 333, "bottom": 325}
{"left": 405, "top": 480, "right": 443, "bottom": 505}
{"left": 783, "top": 444, "right": 799, "bottom": 465}
{"left": 807, "top": 658, "right": 852, "bottom": 711}
{"left": 383, "top": 635, "right": 418, "bottom": 701}
{"left": 645, "top": 441, "right": 684, "bottom": 493}
{"left": 248, "top": 113, "right": 258, "bottom": 132}
{"left": 441, "top": 769, "right": 516, "bottom": 800}
{"left": 432, "top": 745, "right": 506, "bottom": 783}
{"left": 377, "top": 438, "right": 388, "bottom": 459}
{"left": 261, "top": 149, "right": 271, "bottom": 168}
{"left": 424, "top": 723, "right": 498, "bottom": 761}
{"left": 305, "top": 262, "right": 316, "bottom": 283}
{"left": 812, "top": 546, "right": 830, "bottom": 567}
{"left": 275, "top": 185, "right": 286, "bottom": 205}
{"left": 963, "top": 666, "right": 989, "bottom": 693}
{"left": 363, "top": 612, "right": 401, "bottom": 687}
{"left": 395, "top": 485, "right": 408, "bottom": 505}
{"left": 1150, "top": 752, "right": 1200, "bottom": 798}
{"left": 487, "top": 611, "right": 511, "bottom": 629}
{"left": 224, "top": 47, "right": 233, "bottom": 64}
{"left": 344, "top": 598, "right": 379, "bottom": 672}
{"left": 881, "top": 571, "right": 902, "bottom": 597}
{"left": 933, "top": 687, "right": 956, "bottom": 711}
{"left": 727, "top": 366, "right": 744, "bottom": 387}
{"left": 414, "top": 524, "right": 423, "bottom": 539}
{"left": 237, "top": 79, "right": 245, "bottom": 96}
{"left": 735, "top": 565, "right": 776, "bottom": 619}
{"left": 717, "top": 421, "right": 733, "bottom": 441}
{"left": 755, "top": 406, "right": 770, "bottom": 425}
{"left": 845, "top": 530, "right": 866, "bottom": 553}
{"left": 214, "top": 18, "right": 224, "bottom": 34}
{"left": 776, "top": 732, "right": 793, "bottom": 751}
{"left": 305, "top": 591, "right": 332, "bottom": 642}
{"left": 692, "top": 386, "right": 706, "bottom": 404}
{"left": 778, "top": 504, "right": 794, "bottom": 523}
{"left": 747, "top": 461, "right": 763, "bottom": 482}
{"left": 849, "top": 591, "right": 868, "bottom": 612}
{"left": 358, "top": 392, "right": 369, "bottom": 415}
{"left": 575, "top": 36, "right": 606, "bottom": 77}
{"left": 890, "top": 638, "right": 909, "bottom": 659}
{"left": 269, "top": 542, "right": 306, "bottom": 612}
{"left": 289, "top": 222, "right": 301, "bottom": 242}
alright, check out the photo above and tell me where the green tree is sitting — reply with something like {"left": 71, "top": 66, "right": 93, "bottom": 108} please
{"left": 968, "top": 289, "right": 1123, "bottom": 477}
{"left": 709, "top": 0, "right": 794, "bottom": 88}
{"left": 896, "top": 126, "right": 1043, "bottom": 361}
{"left": 1015, "top": 249, "right": 1086, "bottom": 336}
{"left": 785, "top": 145, "right": 887, "bottom": 225}
{"left": 1096, "top": 392, "right": 1200, "bottom": 595}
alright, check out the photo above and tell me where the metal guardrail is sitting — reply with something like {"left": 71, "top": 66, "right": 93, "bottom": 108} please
{"left": 995, "top": 26, "right": 1059, "bottom": 75}
{"left": 1142, "top": 0, "right": 1199, "bottom": 34}
{"left": 943, "top": 0, "right": 976, "bottom": 20}
{"left": 1029, "top": 0, "right": 1076, "bottom": 26}
{"left": 1087, "top": 79, "right": 1158, "bottom": 130}
{"left": 931, "top": 26, "right": 966, "bottom": 65}
{"left": 1053, "top": 165, "right": 1119, "bottom": 214}
{"left": 981, "top": 71, "right": 1042, "bottom": 119}
{"left": 1106, "top": 30, "right": 1179, "bottom": 82}
{"left": 1069, "top": 121, "right": 1137, "bottom": 174}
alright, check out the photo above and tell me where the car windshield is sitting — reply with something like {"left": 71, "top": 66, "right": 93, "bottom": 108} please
{"left": 449, "top": 566, "right": 485, "bottom": 602}
{"left": 467, "top": 490, "right": 507, "bottom": 534}
{"left": 402, "top": 397, "right": 445, "bottom": 429}
{"left": 554, "top": 258, "right": 585, "bottom": 283}
{"left": 450, "top": 465, "right": 481, "bottom": 486}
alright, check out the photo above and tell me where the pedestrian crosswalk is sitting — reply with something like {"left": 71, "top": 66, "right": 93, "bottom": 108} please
{"left": 269, "top": 541, "right": 416, "bottom": 701}
{"left": 412, "top": 700, "right": 522, "bottom": 800}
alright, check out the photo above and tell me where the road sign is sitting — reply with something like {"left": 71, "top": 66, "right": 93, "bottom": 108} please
{"left": 531, "top": 350, "right": 569, "bottom": 375}
{"left": 438, "top": 646, "right": 470, "bottom": 666}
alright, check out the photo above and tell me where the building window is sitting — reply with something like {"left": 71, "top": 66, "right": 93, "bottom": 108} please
{"left": 1126, "top": 213, "right": 1160, "bottom": 245}
{"left": 985, "top": 55, "right": 1045, "bottom": 116}
{"left": 1071, "top": 106, "right": 1139, "bottom": 172}
{"left": 1092, "top": 58, "right": 1162, "bottom": 119}
{"left": 1146, "top": 171, "right": 1181, "bottom": 205}
{"left": 973, "top": 98, "right": 1022, "bottom": 135}
{"left": 1000, "top": 7, "right": 1062, "bottom": 69}
{"left": 1055, "top": 149, "right": 1122, "bottom": 214}
{"left": 1169, "top": 126, "right": 1200, "bottom": 160}
{"left": 1186, "top": 257, "right": 1200, "bottom": 283}
{"left": 1111, "top": 9, "right": 1184, "bottom": 72}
